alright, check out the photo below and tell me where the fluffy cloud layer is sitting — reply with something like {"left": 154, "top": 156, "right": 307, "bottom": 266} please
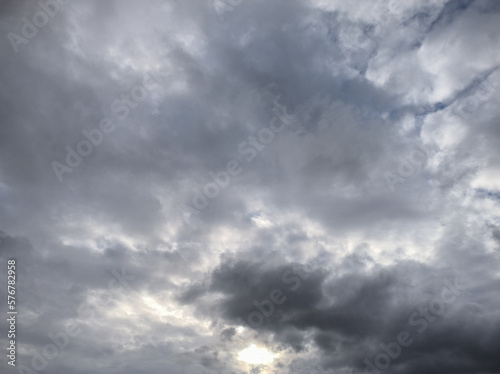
{"left": 1, "top": 0, "right": 499, "bottom": 373}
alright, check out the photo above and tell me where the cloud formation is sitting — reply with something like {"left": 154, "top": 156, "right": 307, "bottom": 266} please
{"left": 1, "top": 0, "right": 499, "bottom": 373}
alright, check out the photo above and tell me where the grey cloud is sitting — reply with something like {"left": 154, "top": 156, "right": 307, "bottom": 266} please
{"left": 1, "top": 0, "right": 499, "bottom": 373}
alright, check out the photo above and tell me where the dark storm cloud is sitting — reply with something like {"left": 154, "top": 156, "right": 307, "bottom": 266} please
{"left": 182, "top": 254, "right": 500, "bottom": 373}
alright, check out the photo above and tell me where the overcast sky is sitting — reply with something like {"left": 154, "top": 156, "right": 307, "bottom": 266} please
{"left": 1, "top": 0, "right": 500, "bottom": 373}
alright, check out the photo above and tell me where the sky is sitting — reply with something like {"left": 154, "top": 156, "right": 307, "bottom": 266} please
{"left": 0, "top": 0, "right": 500, "bottom": 373}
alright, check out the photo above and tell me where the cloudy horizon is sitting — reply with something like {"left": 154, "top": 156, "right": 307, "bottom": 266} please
{"left": 1, "top": 0, "right": 500, "bottom": 373}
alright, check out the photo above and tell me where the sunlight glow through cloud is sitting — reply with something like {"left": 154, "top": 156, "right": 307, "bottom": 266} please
{"left": 237, "top": 344, "right": 276, "bottom": 365}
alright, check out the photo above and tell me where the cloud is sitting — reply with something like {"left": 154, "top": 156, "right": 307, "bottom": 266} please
{"left": 1, "top": 0, "right": 499, "bottom": 373}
